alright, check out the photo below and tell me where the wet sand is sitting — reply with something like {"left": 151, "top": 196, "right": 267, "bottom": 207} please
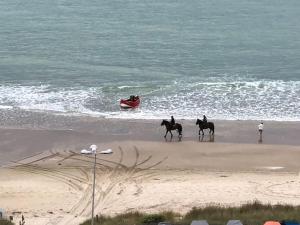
{"left": 0, "top": 118, "right": 300, "bottom": 225}
{"left": 1, "top": 118, "right": 300, "bottom": 166}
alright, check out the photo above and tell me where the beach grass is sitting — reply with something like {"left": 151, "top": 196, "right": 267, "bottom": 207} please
{"left": 0, "top": 219, "right": 14, "bottom": 225}
{"left": 80, "top": 211, "right": 179, "bottom": 225}
{"left": 80, "top": 201, "right": 300, "bottom": 225}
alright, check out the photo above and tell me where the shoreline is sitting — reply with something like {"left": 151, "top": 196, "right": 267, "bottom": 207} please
{"left": 1, "top": 104, "right": 300, "bottom": 122}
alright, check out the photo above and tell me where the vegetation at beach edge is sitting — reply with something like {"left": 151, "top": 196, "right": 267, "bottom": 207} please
{"left": 80, "top": 201, "right": 300, "bottom": 225}
{"left": 0, "top": 219, "right": 14, "bottom": 225}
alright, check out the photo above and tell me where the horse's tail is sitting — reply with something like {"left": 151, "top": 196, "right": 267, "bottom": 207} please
{"left": 178, "top": 124, "right": 183, "bottom": 136}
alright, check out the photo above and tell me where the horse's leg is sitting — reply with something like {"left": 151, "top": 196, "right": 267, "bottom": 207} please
{"left": 164, "top": 130, "right": 168, "bottom": 138}
{"left": 170, "top": 130, "right": 173, "bottom": 138}
{"left": 199, "top": 135, "right": 204, "bottom": 142}
{"left": 202, "top": 129, "right": 204, "bottom": 135}
{"left": 177, "top": 128, "right": 182, "bottom": 140}
{"left": 198, "top": 128, "right": 201, "bottom": 136}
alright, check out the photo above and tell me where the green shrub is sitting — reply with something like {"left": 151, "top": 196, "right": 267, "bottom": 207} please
{"left": 0, "top": 219, "right": 14, "bottom": 225}
{"left": 141, "top": 214, "right": 165, "bottom": 224}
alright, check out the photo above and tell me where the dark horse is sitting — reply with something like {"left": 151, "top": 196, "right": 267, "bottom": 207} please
{"left": 161, "top": 120, "right": 183, "bottom": 139}
{"left": 196, "top": 119, "right": 214, "bottom": 135}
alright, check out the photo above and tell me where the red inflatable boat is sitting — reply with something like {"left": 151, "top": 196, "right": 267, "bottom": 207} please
{"left": 120, "top": 96, "right": 140, "bottom": 109}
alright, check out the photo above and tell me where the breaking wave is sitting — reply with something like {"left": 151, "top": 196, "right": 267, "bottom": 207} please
{"left": 0, "top": 79, "right": 299, "bottom": 121}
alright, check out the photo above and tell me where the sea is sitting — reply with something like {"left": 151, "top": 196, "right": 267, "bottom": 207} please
{"left": 0, "top": 0, "right": 300, "bottom": 121}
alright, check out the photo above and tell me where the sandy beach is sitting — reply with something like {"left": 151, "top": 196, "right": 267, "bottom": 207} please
{"left": 1, "top": 118, "right": 300, "bottom": 225}
{"left": 1, "top": 0, "right": 300, "bottom": 224}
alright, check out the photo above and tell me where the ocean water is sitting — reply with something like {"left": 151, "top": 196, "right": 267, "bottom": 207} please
{"left": 0, "top": 0, "right": 299, "bottom": 121}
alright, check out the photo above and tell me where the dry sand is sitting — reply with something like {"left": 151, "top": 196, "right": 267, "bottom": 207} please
{"left": 1, "top": 119, "right": 300, "bottom": 225}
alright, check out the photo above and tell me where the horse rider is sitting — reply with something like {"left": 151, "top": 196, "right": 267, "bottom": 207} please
{"left": 203, "top": 115, "right": 207, "bottom": 124}
{"left": 170, "top": 116, "right": 175, "bottom": 127}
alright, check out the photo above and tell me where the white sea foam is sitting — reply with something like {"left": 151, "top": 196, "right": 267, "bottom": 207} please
{"left": 117, "top": 85, "right": 143, "bottom": 89}
{"left": 0, "top": 80, "right": 299, "bottom": 121}
{"left": 0, "top": 85, "right": 99, "bottom": 114}
{"left": 0, "top": 105, "right": 13, "bottom": 109}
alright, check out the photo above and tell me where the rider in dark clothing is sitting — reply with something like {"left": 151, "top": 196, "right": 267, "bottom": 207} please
{"left": 170, "top": 116, "right": 175, "bottom": 127}
{"left": 203, "top": 115, "right": 207, "bottom": 124}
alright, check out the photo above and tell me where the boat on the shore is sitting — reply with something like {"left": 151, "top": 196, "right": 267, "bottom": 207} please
{"left": 120, "top": 96, "right": 140, "bottom": 109}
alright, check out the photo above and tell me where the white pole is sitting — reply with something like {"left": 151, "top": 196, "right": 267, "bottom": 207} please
{"left": 91, "top": 152, "right": 96, "bottom": 225}
{"left": 90, "top": 144, "right": 97, "bottom": 225}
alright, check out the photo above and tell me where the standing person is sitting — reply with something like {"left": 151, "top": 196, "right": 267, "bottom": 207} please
{"left": 258, "top": 122, "right": 264, "bottom": 143}
{"left": 21, "top": 214, "right": 25, "bottom": 225}
{"left": 170, "top": 116, "right": 175, "bottom": 127}
{"left": 203, "top": 115, "right": 207, "bottom": 124}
